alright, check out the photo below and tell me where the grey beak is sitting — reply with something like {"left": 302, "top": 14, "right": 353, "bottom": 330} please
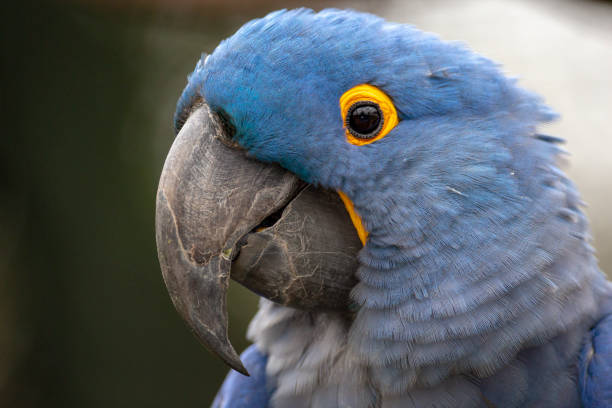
{"left": 155, "top": 103, "right": 360, "bottom": 375}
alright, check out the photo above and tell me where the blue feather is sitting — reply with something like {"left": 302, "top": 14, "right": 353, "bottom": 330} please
{"left": 212, "top": 345, "right": 271, "bottom": 408}
{"left": 580, "top": 313, "right": 612, "bottom": 407}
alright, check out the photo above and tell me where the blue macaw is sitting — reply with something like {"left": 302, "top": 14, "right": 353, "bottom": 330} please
{"left": 155, "top": 9, "right": 612, "bottom": 408}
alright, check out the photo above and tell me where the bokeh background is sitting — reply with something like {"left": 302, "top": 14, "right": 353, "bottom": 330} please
{"left": 1, "top": 0, "right": 611, "bottom": 406}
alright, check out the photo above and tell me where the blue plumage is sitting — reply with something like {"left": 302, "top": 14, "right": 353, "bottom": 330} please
{"left": 581, "top": 312, "right": 612, "bottom": 407}
{"left": 175, "top": 8, "right": 612, "bottom": 407}
{"left": 212, "top": 345, "right": 272, "bottom": 408}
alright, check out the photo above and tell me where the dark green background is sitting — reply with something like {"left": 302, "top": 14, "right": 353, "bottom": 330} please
{"left": 1, "top": 2, "right": 275, "bottom": 406}
{"left": 1, "top": 1, "right": 610, "bottom": 407}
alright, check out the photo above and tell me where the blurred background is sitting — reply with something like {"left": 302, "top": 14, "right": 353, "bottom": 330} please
{"left": 1, "top": 0, "right": 611, "bottom": 406}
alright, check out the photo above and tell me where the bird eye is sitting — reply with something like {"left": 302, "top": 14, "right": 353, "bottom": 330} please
{"left": 340, "top": 84, "right": 399, "bottom": 146}
{"left": 346, "top": 101, "right": 383, "bottom": 139}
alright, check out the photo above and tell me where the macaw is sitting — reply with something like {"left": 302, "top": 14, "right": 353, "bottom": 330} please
{"left": 155, "top": 9, "right": 612, "bottom": 408}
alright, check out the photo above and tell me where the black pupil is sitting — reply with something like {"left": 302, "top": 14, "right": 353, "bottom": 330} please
{"left": 349, "top": 104, "right": 380, "bottom": 136}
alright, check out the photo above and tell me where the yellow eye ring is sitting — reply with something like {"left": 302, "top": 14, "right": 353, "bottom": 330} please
{"left": 340, "top": 84, "right": 399, "bottom": 146}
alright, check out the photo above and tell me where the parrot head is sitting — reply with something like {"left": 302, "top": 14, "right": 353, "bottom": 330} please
{"left": 157, "top": 9, "right": 591, "bottom": 378}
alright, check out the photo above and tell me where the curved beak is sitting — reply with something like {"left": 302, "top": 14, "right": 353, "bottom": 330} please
{"left": 155, "top": 103, "right": 360, "bottom": 375}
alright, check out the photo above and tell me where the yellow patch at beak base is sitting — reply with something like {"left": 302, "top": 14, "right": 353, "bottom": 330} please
{"left": 338, "top": 191, "right": 368, "bottom": 245}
